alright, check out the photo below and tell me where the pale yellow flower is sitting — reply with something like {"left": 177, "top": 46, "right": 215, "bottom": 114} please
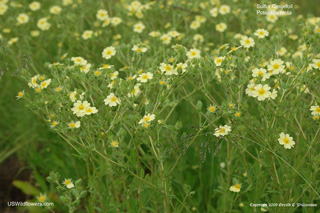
{"left": 229, "top": 184, "right": 241, "bottom": 192}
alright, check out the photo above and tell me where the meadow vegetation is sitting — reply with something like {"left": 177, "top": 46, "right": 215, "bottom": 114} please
{"left": 1, "top": 0, "right": 320, "bottom": 212}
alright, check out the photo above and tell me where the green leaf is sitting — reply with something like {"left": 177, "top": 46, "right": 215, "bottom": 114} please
{"left": 12, "top": 180, "right": 40, "bottom": 196}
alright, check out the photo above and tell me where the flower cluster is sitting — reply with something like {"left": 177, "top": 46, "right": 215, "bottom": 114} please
{"left": 71, "top": 100, "right": 98, "bottom": 117}
{"left": 245, "top": 59, "right": 287, "bottom": 101}
{"left": 28, "top": 75, "right": 51, "bottom": 93}
{"left": 138, "top": 113, "right": 155, "bottom": 128}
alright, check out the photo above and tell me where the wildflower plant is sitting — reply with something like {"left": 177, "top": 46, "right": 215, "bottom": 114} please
{"left": 46, "top": 171, "right": 87, "bottom": 213}
{"left": 1, "top": 0, "right": 319, "bottom": 212}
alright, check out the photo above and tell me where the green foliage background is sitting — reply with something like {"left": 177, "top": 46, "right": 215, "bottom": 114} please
{"left": 0, "top": 0, "right": 320, "bottom": 212}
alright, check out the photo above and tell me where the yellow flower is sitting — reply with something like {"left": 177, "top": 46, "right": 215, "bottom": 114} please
{"left": 278, "top": 132, "right": 295, "bottom": 149}
{"left": 50, "top": 121, "right": 59, "bottom": 128}
{"left": 111, "top": 140, "right": 118, "bottom": 147}
{"left": 37, "top": 193, "right": 46, "bottom": 202}
{"left": 214, "top": 57, "right": 225, "bottom": 66}
{"left": 71, "top": 100, "right": 96, "bottom": 117}
{"left": 137, "top": 72, "right": 153, "bottom": 83}
{"left": 139, "top": 113, "right": 155, "bottom": 126}
{"left": 216, "top": 22, "right": 227, "bottom": 32}
{"left": 49, "top": 6, "right": 62, "bottom": 15}
{"left": 94, "top": 70, "right": 101, "bottom": 76}
{"left": 133, "top": 22, "right": 145, "bottom": 33}
{"left": 29, "top": 2, "right": 41, "bottom": 11}
{"left": 55, "top": 86, "right": 62, "bottom": 92}
{"left": 96, "top": 9, "right": 109, "bottom": 21}
{"left": 102, "top": 46, "right": 116, "bottom": 59}
{"left": 37, "top": 17, "right": 51, "bottom": 31}
{"left": 254, "top": 29, "right": 269, "bottom": 38}
{"left": 132, "top": 45, "right": 147, "bottom": 53}
{"left": 40, "top": 79, "right": 51, "bottom": 89}
{"left": 30, "top": 30, "right": 40, "bottom": 37}
{"left": 207, "top": 105, "right": 216, "bottom": 112}
{"left": 68, "top": 121, "right": 80, "bottom": 129}
{"left": 229, "top": 184, "right": 241, "bottom": 192}
{"left": 219, "top": 5, "right": 230, "bottom": 15}
{"left": 104, "top": 93, "right": 121, "bottom": 107}
{"left": 160, "top": 34, "right": 172, "bottom": 44}
{"left": 214, "top": 125, "right": 231, "bottom": 137}
{"left": 190, "top": 20, "right": 201, "bottom": 30}
{"left": 102, "top": 64, "right": 112, "bottom": 69}
{"left": 160, "top": 63, "right": 176, "bottom": 75}
{"left": 252, "top": 84, "right": 271, "bottom": 101}
{"left": 8, "top": 37, "right": 19, "bottom": 46}
{"left": 240, "top": 36, "right": 255, "bottom": 48}
{"left": 81, "top": 30, "right": 93, "bottom": 40}
{"left": 16, "top": 91, "right": 24, "bottom": 99}
{"left": 63, "top": 179, "right": 74, "bottom": 189}
{"left": 17, "top": 13, "right": 29, "bottom": 24}
{"left": 186, "top": 48, "right": 201, "bottom": 60}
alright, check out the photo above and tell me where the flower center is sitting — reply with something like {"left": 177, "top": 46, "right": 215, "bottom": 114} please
{"left": 144, "top": 117, "right": 150, "bottom": 122}
{"left": 258, "top": 71, "right": 264, "bottom": 76}
{"left": 283, "top": 138, "right": 290, "bottom": 144}
{"left": 258, "top": 89, "right": 266, "bottom": 95}
{"left": 273, "top": 64, "right": 279, "bottom": 69}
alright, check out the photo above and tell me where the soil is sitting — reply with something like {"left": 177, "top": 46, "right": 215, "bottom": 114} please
{"left": 0, "top": 155, "right": 32, "bottom": 213}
